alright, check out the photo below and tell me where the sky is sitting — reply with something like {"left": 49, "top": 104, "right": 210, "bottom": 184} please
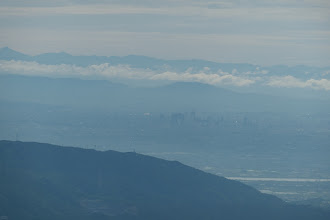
{"left": 0, "top": 0, "right": 329, "bottom": 66}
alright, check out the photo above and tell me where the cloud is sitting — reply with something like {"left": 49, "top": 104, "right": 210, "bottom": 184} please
{"left": 0, "top": 60, "right": 152, "bottom": 79}
{"left": 0, "top": 60, "right": 254, "bottom": 87}
{"left": 1, "top": 60, "right": 330, "bottom": 90}
{"left": 267, "top": 75, "right": 330, "bottom": 90}
{"left": 151, "top": 71, "right": 255, "bottom": 86}
{"left": 240, "top": 68, "right": 269, "bottom": 75}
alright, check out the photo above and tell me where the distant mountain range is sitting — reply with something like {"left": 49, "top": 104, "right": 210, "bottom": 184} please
{"left": 0, "top": 46, "right": 261, "bottom": 70}
{"left": 1, "top": 46, "right": 329, "bottom": 100}
{"left": 0, "top": 140, "right": 329, "bottom": 220}
{"left": 1, "top": 47, "right": 329, "bottom": 78}
{"left": 0, "top": 47, "right": 329, "bottom": 113}
{"left": 0, "top": 74, "right": 329, "bottom": 113}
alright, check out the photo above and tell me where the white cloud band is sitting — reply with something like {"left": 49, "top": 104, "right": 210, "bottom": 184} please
{"left": 1, "top": 60, "right": 330, "bottom": 90}
{"left": 267, "top": 75, "right": 330, "bottom": 90}
{"left": 0, "top": 60, "right": 254, "bottom": 87}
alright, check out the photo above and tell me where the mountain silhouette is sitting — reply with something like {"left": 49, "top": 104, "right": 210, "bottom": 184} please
{"left": 0, "top": 140, "right": 329, "bottom": 220}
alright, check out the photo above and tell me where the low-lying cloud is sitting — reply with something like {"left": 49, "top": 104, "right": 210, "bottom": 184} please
{"left": 0, "top": 60, "right": 329, "bottom": 90}
{"left": 151, "top": 71, "right": 254, "bottom": 86}
{"left": 0, "top": 60, "right": 254, "bottom": 87}
{"left": 267, "top": 75, "right": 330, "bottom": 91}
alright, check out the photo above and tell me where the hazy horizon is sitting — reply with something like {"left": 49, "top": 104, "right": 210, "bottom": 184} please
{"left": 1, "top": 0, "right": 329, "bottom": 66}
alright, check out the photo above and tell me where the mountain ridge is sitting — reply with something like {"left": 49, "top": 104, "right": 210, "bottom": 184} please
{"left": 0, "top": 47, "right": 256, "bottom": 68}
{"left": 0, "top": 73, "right": 328, "bottom": 113}
{"left": 0, "top": 140, "right": 329, "bottom": 220}
{"left": 2, "top": 47, "right": 329, "bottom": 70}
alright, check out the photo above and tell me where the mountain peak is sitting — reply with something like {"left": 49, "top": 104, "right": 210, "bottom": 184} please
{"left": 0, "top": 46, "right": 15, "bottom": 53}
{"left": 0, "top": 46, "right": 20, "bottom": 53}
{"left": 0, "top": 46, "right": 10, "bottom": 50}
{"left": 0, "top": 47, "right": 30, "bottom": 60}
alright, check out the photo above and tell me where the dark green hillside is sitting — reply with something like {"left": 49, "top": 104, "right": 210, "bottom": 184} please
{"left": 0, "top": 140, "right": 328, "bottom": 220}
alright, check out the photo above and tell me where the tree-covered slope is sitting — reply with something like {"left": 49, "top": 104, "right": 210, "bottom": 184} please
{"left": 0, "top": 140, "right": 328, "bottom": 220}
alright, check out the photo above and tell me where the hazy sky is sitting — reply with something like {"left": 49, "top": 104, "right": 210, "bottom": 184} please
{"left": 0, "top": 0, "right": 329, "bottom": 66}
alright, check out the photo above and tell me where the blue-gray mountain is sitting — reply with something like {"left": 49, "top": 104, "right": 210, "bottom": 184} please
{"left": 1, "top": 47, "right": 330, "bottom": 97}
{"left": 0, "top": 74, "right": 329, "bottom": 113}
{"left": 0, "top": 140, "right": 329, "bottom": 220}
{"left": 0, "top": 47, "right": 329, "bottom": 78}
